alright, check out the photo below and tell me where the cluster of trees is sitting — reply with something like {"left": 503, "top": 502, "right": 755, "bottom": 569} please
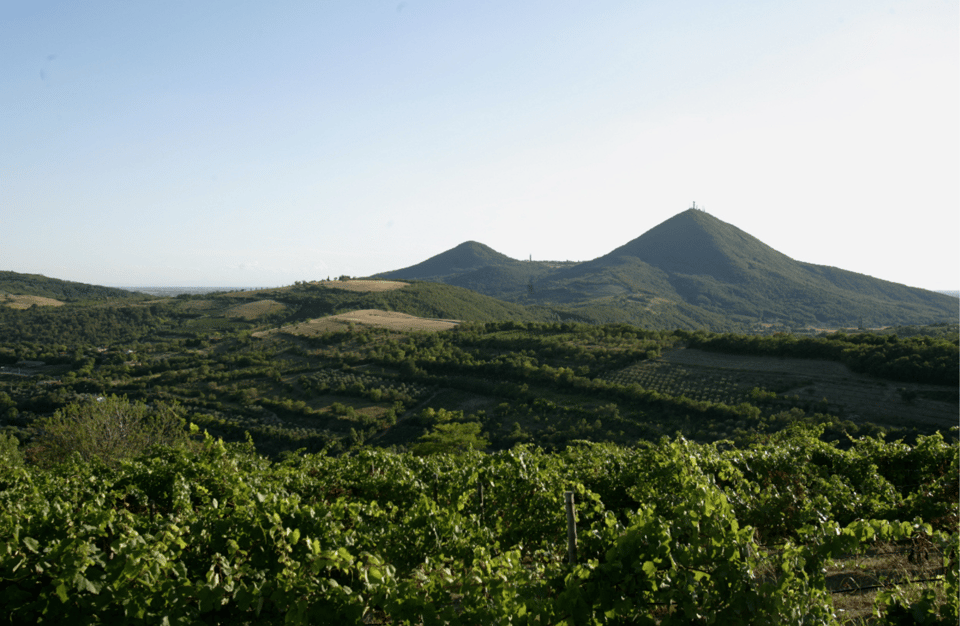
{"left": 300, "top": 370, "right": 428, "bottom": 406}
{"left": 0, "top": 304, "right": 171, "bottom": 350}
{"left": 0, "top": 271, "right": 143, "bottom": 301}
{"left": 685, "top": 330, "right": 959, "bottom": 385}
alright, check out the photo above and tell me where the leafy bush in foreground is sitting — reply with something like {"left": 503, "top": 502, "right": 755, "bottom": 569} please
{"left": 1, "top": 428, "right": 956, "bottom": 624}
{"left": 29, "top": 395, "right": 190, "bottom": 467}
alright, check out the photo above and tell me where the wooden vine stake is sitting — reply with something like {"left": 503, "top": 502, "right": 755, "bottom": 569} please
{"left": 564, "top": 491, "right": 578, "bottom": 564}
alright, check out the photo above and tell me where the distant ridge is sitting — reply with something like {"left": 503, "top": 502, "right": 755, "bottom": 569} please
{"left": 378, "top": 209, "right": 959, "bottom": 329}
{"left": 0, "top": 271, "right": 142, "bottom": 301}
{"left": 126, "top": 286, "right": 278, "bottom": 297}
{"left": 378, "top": 241, "right": 568, "bottom": 300}
{"left": 380, "top": 241, "right": 519, "bottom": 279}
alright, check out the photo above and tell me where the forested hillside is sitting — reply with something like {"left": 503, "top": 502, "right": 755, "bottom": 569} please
{"left": 0, "top": 271, "right": 142, "bottom": 302}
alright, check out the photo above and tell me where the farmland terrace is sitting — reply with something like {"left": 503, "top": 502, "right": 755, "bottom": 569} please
{"left": 603, "top": 348, "right": 957, "bottom": 431}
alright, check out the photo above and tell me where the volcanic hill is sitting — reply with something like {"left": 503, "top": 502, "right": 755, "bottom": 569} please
{"left": 378, "top": 209, "right": 958, "bottom": 330}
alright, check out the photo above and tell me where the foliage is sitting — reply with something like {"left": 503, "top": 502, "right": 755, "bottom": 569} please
{"left": 0, "top": 430, "right": 955, "bottom": 624}
{"left": 0, "top": 431, "right": 22, "bottom": 467}
{"left": 413, "top": 420, "right": 489, "bottom": 455}
{"left": 30, "top": 395, "right": 190, "bottom": 467}
{"left": 0, "top": 273, "right": 954, "bottom": 464}
{"left": 686, "top": 330, "right": 960, "bottom": 386}
{"left": 0, "top": 271, "right": 143, "bottom": 302}
{"left": 0, "top": 302, "right": 172, "bottom": 348}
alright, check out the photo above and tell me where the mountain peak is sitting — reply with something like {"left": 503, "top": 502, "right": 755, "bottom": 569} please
{"left": 379, "top": 241, "right": 517, "bottom": 279}
{"left": 375, "top": 208, "right": 957, "bottom": 328}
{"left": 599, "top": 209, "right": 793, "bottom": 282}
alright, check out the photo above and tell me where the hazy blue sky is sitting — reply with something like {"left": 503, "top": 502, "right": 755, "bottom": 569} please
{"left": 3, "top": 1, "right": 957, "bottom": 290}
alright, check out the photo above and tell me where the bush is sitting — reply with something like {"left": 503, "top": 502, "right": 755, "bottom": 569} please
{"left": 0, "top": 431, "right": 22, "bottom": 467}
{"left": 31, "top": 395, "right": 190, "bottom": 466}
{"left": 412, "top": 421, "right": 489, "bottom": 455}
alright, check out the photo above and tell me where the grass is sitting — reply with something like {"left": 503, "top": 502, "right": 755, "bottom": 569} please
{"left": 0, "top": 294, "right": 65, "bottom": 308}
{"left": 827, "top": 540, "right": 948, "bottom": 623}
{"left": 269, "top": 309, "right": 459, "bottom": 336}
{"left": 222, "top": 299, "right": 287, "bottom": 320}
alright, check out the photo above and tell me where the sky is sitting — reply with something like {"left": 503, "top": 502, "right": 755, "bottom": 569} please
{"left": 2, "top": 1, "right": 958, "bottom": 291}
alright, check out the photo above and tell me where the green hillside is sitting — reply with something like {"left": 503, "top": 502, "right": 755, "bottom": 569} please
{"left": 214, "top": 280, "right": 557, "bottom": 325}
{"left": 378, "top": 210, "right": 958, "bottom": 330}
{"left": 333, "top": 281, "right": 554, "bottom": 323}
{"left": 0, "top": 271, "right": 142, "bottom": 302}
{"left": 379, "top": 241, "right": 520, "bottom": 279}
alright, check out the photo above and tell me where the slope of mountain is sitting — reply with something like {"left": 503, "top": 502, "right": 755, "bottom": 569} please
{"left": 378, "top": 241, "right": 565, "bottom": 300}
{"left": 0, "top": 271, "right": 143, "bottom": 302}
{"left": 378, "top": 210, "right": 958, "bottom": 329}
{"left": 226, "top": 280, "right": 557, "bottom": 325}
{"left": 380, "top": 241, "right": 518, "bottom": 279}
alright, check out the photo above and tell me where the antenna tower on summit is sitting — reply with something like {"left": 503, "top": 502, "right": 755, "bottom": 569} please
{"left": 691, "top": 201, "right": 704, "bottom": 212}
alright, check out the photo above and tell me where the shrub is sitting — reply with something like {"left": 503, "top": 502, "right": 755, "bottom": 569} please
{"left": 0, "top": 431, "right": 22, "bottom": 467}
{"left": 412, "top": 421, "right": 489, "bottom": 455}
{"left": 31, "top": 395, "right": 190, "bottom": 466}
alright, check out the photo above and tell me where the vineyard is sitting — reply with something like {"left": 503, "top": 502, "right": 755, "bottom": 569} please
{"left": 601, "top": 348, "right": 958, "bottom": 431}
{"left": 0, "top": 294, "right": 957, "bottom": 623}
{"left": 1, "top": 425, "right": 956, "bottom": 625}
{"left": 600, "top": 358, "right": 747, "bottom": 405}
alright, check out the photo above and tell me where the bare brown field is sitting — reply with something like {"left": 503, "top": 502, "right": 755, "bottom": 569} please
{"left": 315, "top": 279, "right": 409, "bottom": 293}
{"left": 0, "top": 294, "right": 65, "bottom": 308}
{"left": 222, "top": 299, "right": 286, "bottom": 320}
{"left": 256, "top": 309, "right": 459, "bottom": 338}
{"left": 607, "top": 348, "right": 957, "bottom": 429}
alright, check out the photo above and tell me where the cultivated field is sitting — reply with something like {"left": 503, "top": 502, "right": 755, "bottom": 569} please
{"left": 221, "top": 299, "right": 286, "bottom": 320}
{"left": 218, "top": 280, "right": 409, "bottom": 299}
{"left": 0, "top": 294, "right": 64, "bottom": 308}
{"left": 316, "top": 279, "right": 408, "bottom": 293}
{"left": 261, "top": 309, "right": 459, "bottom": 337}
{"left": 604, "top": 348, "right": 957, "bottom": 429}
{"left": 175, "top": 299, "right": 220, "bottom": 311}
